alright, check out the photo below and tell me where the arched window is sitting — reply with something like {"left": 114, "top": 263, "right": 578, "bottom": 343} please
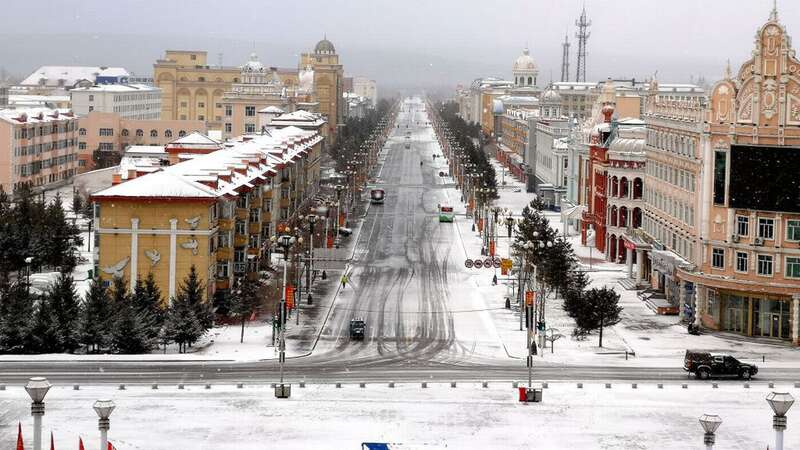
{"left": 121, "top": 129, "right": 129, "bottom": 137}
{"left": 619, "top": 206, "right": 628, "bottom": 228}
{"left": 136, "top": 129, "right": 144, "bottom": 137}
{"left": 610, "top": 206, "right": 618, "bottom": 227}
{"left": 164, "top": 129, "right": 172, "bottom": 138}
{"left": 527, "top": 76, "right": 532, "bottom": 85}
{"left": 79, "top": 128, "right": 86, "bottom": 136}
{"left": 633, "top": 177, "right": 643, "bottom": 199}
{"left": 150, "top": 129, "right": 158, "bottom": 138}
{"left": 178, "top": 130, "right": 186, "bottom": 137}
{"left": 611, "top": 176, "right": 619, "bottom": 197}
{"left": 620, "top": 177, "right": 629, "bottom": 198}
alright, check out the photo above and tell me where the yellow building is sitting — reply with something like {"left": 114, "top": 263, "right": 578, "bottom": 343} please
{"left": 299, "top": 38, "right": 344, "bottom": 144}
{"left": 91, "top": 126, "right": 324, "bottom": 301}
{"left": 153, "top": 51, "right": 239, "bottom": 129}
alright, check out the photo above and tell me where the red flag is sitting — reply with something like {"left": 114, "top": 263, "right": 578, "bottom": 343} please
{"left": 249, "top": 310, "right": 256, "bottom": 321}
{"left": 16, "top": 422, "right": 24, "bottom": 450}
{"left": 108, "top": 442, "right": 116, "bottom": 450}
{"left": 50, "top": 432, "right": 55, "bottom": 450}
{"left": 78, "top": 438, "right": 85, "bottom": 450}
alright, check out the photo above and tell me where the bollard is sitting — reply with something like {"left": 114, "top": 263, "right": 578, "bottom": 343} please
{"left": 657, "top": 384, "right": 663, "bottom": 389}
{"left": 605, "top": 383, "right": 611, "bottom": 389}
{"left": 178, "top": 384, "right": 185, "bottom": 389}
{"left": 577, "top": 383, "right": 583, "bottom": 389}
{"left": 0, "top": 385, "right": 4, "bottom": 391}
{"left": 237, "top": 383, "right": 244, "bottom": 389}
{"left": 118, "top": 384, "right": 126, "bottom": 390}
{"left": 795, "top": 382, "right": 800, "bottom": 388}
{"left": 336, "top": 383, "right": 342, "bottom": 388}
{"left": 769, "top": 382, "right": 775, "bottom": 388}
{"left": 744, "top": 383, "right": 750, "bottom": 389}
{"left": 151, "top": 384, "right": 158, "bottom": 390}
{"left": 299, "top": 382, "right": 306, "bottom": 388}
{"left": 625, "top": 351, "right": 628, "bottom": 360}
{"left": 389, "top": 382, "right": 395, "bottom": 388}
{"left": 542, "top": 382, "right": 548, "bottom": 389}
{"left": 451, "top": 382, "right": 457, "bottom": 388}
{"left": 73, "top": 385, "right": 80, "bottom": 391}
{"left": 482, "top": 381, "right": 489, "bottom": 388}
{"left": 421, "top": 382, "right": 428, "bottom": 388}
{"left": 205, "top": 383, "right": 211, "bottom": 390}
{"left": 712, "top": 383, "right": 719, "bottom": 389}
{"left": 360, "top": 383, "right": 366, "bottom": 388}
{"left": 631, "top": 383, "right": 637, "bottom": 389}
{"left": 681, "top": 384, "right": 688, "bottom": 389}
{"left": 762, "top": 355, "right": 765, "bottom": 363}
{"left": 271, "top": 383, "right": 277, "bottom": 388}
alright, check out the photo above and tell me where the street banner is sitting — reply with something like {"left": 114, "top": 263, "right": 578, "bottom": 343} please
{"left": 327, "top": 236, "right": 334, "bottom": 248}
{"left": 489, "top": 241, "right": 495, "bottom": 257}
{"left": 525, "top": 290, "right": 536, "bottom": 306}
{"left": 478, "top": 219, "right": 483, "bottom": 232}
{"left": 501, "top": 265, "right": 508, "bottom": 275}
{"left": 339, "top": 213, "right": 345, "bottom": 227}
{"left": 286, "top": 285, "right": 295, "bottom": 309}
{"left": 501, "top": 258, "right": 513, "bottom": 270}
{"left": 16, "top": 423, "right": 23, "bottom": 450}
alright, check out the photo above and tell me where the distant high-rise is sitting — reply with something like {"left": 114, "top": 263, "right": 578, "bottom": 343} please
{"left": 575, "top": 6, "right": 591, "bottom": 82}
{"left": 561, "top": 33, "right": 571, "bottom": 83}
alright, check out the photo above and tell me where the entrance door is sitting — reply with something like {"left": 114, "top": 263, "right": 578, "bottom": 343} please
{"left": 771, "top": 313, "right": 781, "bottom": 338}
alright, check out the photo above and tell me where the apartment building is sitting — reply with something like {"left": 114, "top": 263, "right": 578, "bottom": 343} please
{"left": 71, "top": 84, "right": 162, "bottom": 120}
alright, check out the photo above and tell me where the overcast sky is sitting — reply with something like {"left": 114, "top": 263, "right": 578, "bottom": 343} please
{"left": 0, "top": 0, "right": 797, "bottom": 95}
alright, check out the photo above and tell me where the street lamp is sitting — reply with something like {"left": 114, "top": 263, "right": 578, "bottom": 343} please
{"left": 766, "top": 392, "right": 794, "bottom": 450}
{"left": 24, "top": 256, "right": 34, "bottom": 296}
{"left": 698, "top": 414, "right": 722, "bottom": 450}
{"left": 304, "top": 214, "right": 318, "bottom": 296}
{"left": 93, "top": 399, "right": 115, "bottom": 450}
{"left": 25, "top": 377, "right": 51, "bottom": 450}
{"left": 272, "top": 234, "right": 300, "bottom": 398}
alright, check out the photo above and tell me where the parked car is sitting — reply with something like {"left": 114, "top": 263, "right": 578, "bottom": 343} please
{"left": 684, "top": 350, "right": 758, "bottom": 380}
{"left": 350, "top": 318, "right": 366, "bottom": 340}
{"left": 338, "top": 227, "right": 353, "bottom": 237}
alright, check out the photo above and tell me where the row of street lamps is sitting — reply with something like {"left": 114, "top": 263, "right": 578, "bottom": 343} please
{"left": 699, "top": 391, "right": 794, "bottom": 450}
{"left": 23, "top": 377, "right": 114, "bottom": 450}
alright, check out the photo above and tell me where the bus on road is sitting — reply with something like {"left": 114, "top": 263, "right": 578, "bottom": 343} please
{"left": 438, "top": 205, "right": 455, "bottom": 222}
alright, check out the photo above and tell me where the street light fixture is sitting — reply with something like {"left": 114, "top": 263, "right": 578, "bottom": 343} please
{"left": 698, "top": 414, "right": 722, "bottom": 450}
{"left": 272, "top": 234, "right": 299, "bottom": 398}
{"left": 93, "top": 399, "right": 115, "bottom": 450}
{"left": 766, "top": 392, "right": 794, "bottom": 450}
{"left": 25, "top": 377, "right": 51, "bottom": 450}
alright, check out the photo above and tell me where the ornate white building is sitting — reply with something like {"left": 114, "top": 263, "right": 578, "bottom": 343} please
{"left": 513, "top": 47, "right": 538, "bottom": 88}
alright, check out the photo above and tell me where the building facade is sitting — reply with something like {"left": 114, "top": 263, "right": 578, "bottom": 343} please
{"left": 71, "top": 84, "right": 162, "bottom": 120}
{"left": 0, "top": 108, "right": 80, "bottom": 192}
{"left": 681, "top": 9, "right": 800, "bottom": 345}
{"left": 351, "top": 77, "right": 377, "bottom": 107}
{"left": 299, "top": 38, "right": 344, "bottom": 144}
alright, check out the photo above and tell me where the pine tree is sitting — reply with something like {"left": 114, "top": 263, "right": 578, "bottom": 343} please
{"left": 164, "top": 294, "right": 203, "bottom": 353}
{"left": 573, "top": 287, "right": 623, "bottom": 347}
{"left": 43, "top": 194, "right": 83, "bottom": 272}
{"left": 540, "top": 237, "right": 577, "bottom": 296}
{"left": 80, "top": 279, "right": 112, "bottom": 353}
{"left": 46, "top": 273, "right": 81, "bottom": 353}
{"left": 29, "top": 295, "right": 62, "bottom": 353}
{"left": 131, "top": 277, "right": 162, "bottom": 341}
{"left": 0, "top": 186, "right": 17, "bottom": 280}
{"left": 178, "top": 265, "right": 213, "bottom": 332}
{"left": 0, "top": 283, "right": 34, "bottom": 353}
{"left": 110, "top": 301, "right": 155, "bottom": 354}
{"left": 562, "top": 270, "right": 590, "bottom": 320}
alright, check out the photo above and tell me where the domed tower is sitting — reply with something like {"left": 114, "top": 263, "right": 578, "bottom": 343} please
{"left": 299, "top": 36, "right": 344, "bottom": 144}
{"left": 513, "top": 46, "right": 539, "bottom": 87}
{"left": 541, "top": 86, "right": 562, "bottom": 118}
{"left": 241, "top": 52, "right": 267, "bottom": 84}
{"left": 314, "top": 38, "right": 336, "bottom": 55}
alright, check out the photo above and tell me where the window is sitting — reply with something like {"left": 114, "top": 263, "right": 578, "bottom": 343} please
{"left": 198, "top": 115, "right": 204, "bottom": 121}
{"left": 217, "top": 262, "right": 229, "bottom": 279}
{"left": 79, "top": 128, "right": 86, "bottom": 136}
{"left": 88, "top": 95, "right": 94, "bottom": 102}
{"left": 99, "top": 143, "right": 114, "bottom": 151}
{"left": 78, "top": 142, "right": 86, "bottom": 150}
{"left": 135, "top": 129, "right": 144, "bottom": 137}
{"left": 225, "top": 105, "right": 232, "bottom": 116}
{"left": 121, "top": 129, "right": 129, "bottom": 137}
{"left": 245, "top": 123, "right": 256, "bottom": 133}
{"left": 736, "top": 215, "right": 749, "bottom": 236}
{"left": 178, "top": 130, "right": 186, "bottom": 137}
{"left": 198, "top": 102, "right": 205, "bottom": 108}
{"left": 249, "top": 208, "right": 260, "bottom": 223}
{"left": 735, "top": 252, "right": 748, "bottom": 273}
{"left": 786, "top": 256, "right": 800, "bottom": 279}
{"left": 786, "top": 220, "right": 800, "bottom": 241}
{"left": 236, "top": 195, "right": 248, "bottom": 209}
{"left": 150, "top": 129, "right": 158, "bottom": 137}
{"left": 164, "top": 129, "right": 172, "bottom": 138}
{"left": 712, "top": 248, "right": 725, "bottom": 269}
{"left": 235, "top": 220, "right": 246, "bottom": 236}
{"left": 245, "top": 106, "right": 256, "bottom": 116}
{"left": 248, "top": 234, "right": 259, "bottom": 249}
{"left": 225, "top": 123, "right": 232, "bottom": 133}
{"left": 190, "top": 54, "right": 197, "bottom": 60}
{"left": 198, "top": 77, "right": 205, "bottom": 83}
{"left": 713, "top": 150, "right": 726, "bottom": 205}
{"left": 88, "top": 106, "right": 94, "bottom": 112}
{"left": 757, "top": 254, "right": 773, "bottom": 276}
{"left": 758, "top": 218, "right": 774, "bottom": 239}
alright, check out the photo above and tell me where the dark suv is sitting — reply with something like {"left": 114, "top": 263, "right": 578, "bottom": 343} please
{"left": 684, "top": 350, "right": 758, "bottom": 380}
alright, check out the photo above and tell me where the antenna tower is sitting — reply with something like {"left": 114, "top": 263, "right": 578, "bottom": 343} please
{"left": 575, "top": 5, "right": 591, "bottom": 82}
{"left": 561, "top": 33, "right": 571, "bottom": 82}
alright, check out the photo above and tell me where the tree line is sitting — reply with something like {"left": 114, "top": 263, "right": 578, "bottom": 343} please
{"left": 0, "top": 266, "right": 221, "bottom": 354}
{"left": 0, "top": 186, "right": 83, "bottom": 283}
{"left": 513, "top": 199, "right": 622, "bottom": 347}
{"left": 330, "top": 98, "right": 394, "bottom": 172}
{"left": 436, "top": 101, "right": 498, "bottom": 196}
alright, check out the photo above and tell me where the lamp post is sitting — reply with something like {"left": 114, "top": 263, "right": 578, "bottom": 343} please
{"left": 766, "top": 392, "right": 794, "bottom": 450}
{"left": 305, "top": 214, "right": 318, "bottom": 294}
{"left": 272, "top": 234, "right": 300, "bottom": 398}
{"left": 334, "top": 184, "right": 344, "bottom": 241}
{"left": 93, "top": 399, "right": 115, "bottom": 450}
{"left": 25, "top": 377, "right": 51, "bottom": 450}
{"left": 24, "top": 256, "right": 34, "bottom": 296}
{"left": 698, "top": 414, "right": 722, "bottom": 450}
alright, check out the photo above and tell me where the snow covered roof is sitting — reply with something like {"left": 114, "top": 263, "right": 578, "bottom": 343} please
{"left": 70, "top": 83, "right": 159, "bottom": 93}
{"left": 0, "top": 107, "right": 75, "bottom": 124}
{"left": 259, "top": 106, "right": 285, "bottom": 114}
{"left": 20, "top": 66, "right": 129, "bottom": 87}
{"left": 271, "top": 110, "right": 326, "bottom": 128}
{"left": 168, "top": 131, "right": 221, "bottom": 147}
{"left": 125, "top": 145, "right": 167, "bottom": 155}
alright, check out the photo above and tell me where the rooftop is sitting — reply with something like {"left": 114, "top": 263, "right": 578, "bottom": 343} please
{"left": 0, "top": 107, "right": 75, "bottom": 124}
{"left": 70, "top": 83, "right": 160, "bottom": 93}
{"left": 20, "top": 66, "right": 129, "bottom": 87}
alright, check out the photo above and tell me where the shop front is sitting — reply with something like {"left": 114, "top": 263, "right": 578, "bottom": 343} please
{"left": 648, "top": 249, "right": 682, "bottom": 305}
{"left": 706, "top": 290, "right": 793, "bottom": 341}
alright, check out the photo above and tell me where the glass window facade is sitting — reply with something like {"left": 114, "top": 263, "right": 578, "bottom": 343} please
{"left": 719, "top": 292, "right": 792, "bottom": 340}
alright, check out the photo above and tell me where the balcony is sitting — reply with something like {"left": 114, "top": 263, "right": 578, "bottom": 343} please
{"left": 215, "top": 279, "right": 230, "bottom": 291}
{"left": 249, "top": 222, "right": 261, "bottom": 235}
{"left": 264, "top": 190, "right": 274, "bottom": 199}
{"left": 261, "top": 211, "right": 272, "bottom": 223}
{"left": 279, "top": 198, "right": 290, "bottom": 208}
{"left": 235, "top": 208, "right": 248, "bottom": 220}
{"left": 247, "top": 247, "right": 260, "bottom": 256}
{"left": 218, "top": 218, "right": 233, "bottom": 231}
{"left": 216, "top": 247, "right": 232, "bottom": 261}
{"left": 234, "top": 235, "right": 248, "bottom": 247}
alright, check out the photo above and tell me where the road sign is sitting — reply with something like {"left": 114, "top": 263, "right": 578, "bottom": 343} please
{"left": 484, "top": 258, "right": 493, "bottom": 269}
{"left": 474, "top": 259, "right": 483, "bottom": 269}
{"left": 493, "top": 257, "right": 502, "bottom": 268}
{"left": 465, "top": 258, "right": 474, "bottom": 268}
{"left": 501, "top": 258, "right": 512, "bottom": 270}
{"left": 525, "top": 291, "right": 536, "bottom": 306}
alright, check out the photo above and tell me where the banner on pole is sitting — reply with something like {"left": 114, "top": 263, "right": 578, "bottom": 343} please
{"left": 286, "top": 285, "right": 295, "bottom": 309}
{"left": 525, "top": 291, "right": 536, "bottom": 306}
{"left": 489, "top": 241, "right": 495, "bottom": 257}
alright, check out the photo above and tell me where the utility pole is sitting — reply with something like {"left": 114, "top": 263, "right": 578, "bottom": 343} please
{"left": 575, "top": 4, "right": 591, "bottom": 82}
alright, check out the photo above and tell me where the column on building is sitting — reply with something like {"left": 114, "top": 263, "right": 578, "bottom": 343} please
{"left": 793, "top": 293, "right": 800, "bottom": 346}
{"left": 129, "top": 218, "right": 140, "bottom": 292}
{"left": 635, "top": 249, "right": 643, "bottom": 284}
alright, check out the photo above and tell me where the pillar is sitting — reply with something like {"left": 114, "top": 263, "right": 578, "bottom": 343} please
{"left": 168, "top": 218, "right": 178, "bottom": 301}
{"left": 793, "top": 294, "right": 800, "bottom": 347}
{"left": 626, "top": 247, "right": 633, "bottom": 278}
{"left": 635, "top": 249, "right": 643, "bottom": 284}
{"left": 678, "top": 280, "right": 688, "bottom": 320}
{"left": 694, "top": 286, "right": 705, "bottom": 328}
{"left": 129, "top": 218, "right": 139, "bottom": 292}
